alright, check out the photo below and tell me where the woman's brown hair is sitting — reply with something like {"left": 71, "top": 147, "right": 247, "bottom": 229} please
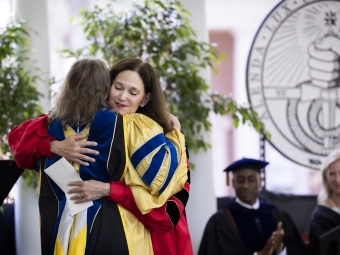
{"left": 49, "top": 56, "right": 111, "bottom": 127}
{"left": 110, "top": 58, "right": 172, "bottom": 133}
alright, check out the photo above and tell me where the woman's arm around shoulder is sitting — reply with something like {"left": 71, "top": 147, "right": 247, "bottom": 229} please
{"left": 8, "top": 114, "right": 99, "bottom": 169}
{"left": 8, "top": 114, "right": 54, "bottom": 169}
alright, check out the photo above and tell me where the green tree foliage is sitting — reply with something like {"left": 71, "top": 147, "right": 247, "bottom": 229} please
{"left": 0, "top": 19, "right": 42, "bottom": 188}
{"left": 0, "top": 19, "right": 43, "bottom": 152}
{"left": 61, "top": 0, "right": 269, "bottom": 153}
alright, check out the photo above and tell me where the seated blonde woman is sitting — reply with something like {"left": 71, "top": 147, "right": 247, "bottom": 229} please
{"left": 309, "top": 149, "right": 340, "bottom": 255}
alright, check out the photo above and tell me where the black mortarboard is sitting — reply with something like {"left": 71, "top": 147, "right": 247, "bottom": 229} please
{"left": 223, "top": 158, "right": 269, "bottom": 185}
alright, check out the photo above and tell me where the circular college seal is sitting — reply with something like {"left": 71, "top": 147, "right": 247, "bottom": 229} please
{"left": 246, "top": 0, "right": 340, "bottom": 169}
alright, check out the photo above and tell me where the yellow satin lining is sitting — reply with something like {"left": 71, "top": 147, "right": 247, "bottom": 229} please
{"left": 54, "top": 237, "right": 66, "bottom": 255}
{"left": 68, "top": 225, "right": 87, "bottom": 255}
{"left": 118, "top": 204, "right": 153, "bottom": 255}
{"left": 64, "top": 125, "right": 89, "bottom": 172}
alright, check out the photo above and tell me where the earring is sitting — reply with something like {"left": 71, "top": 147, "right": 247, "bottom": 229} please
{"left": 140, "top": 103, "right": 144, "bottom": 107}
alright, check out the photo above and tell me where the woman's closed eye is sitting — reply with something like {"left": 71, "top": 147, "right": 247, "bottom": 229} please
{"left": 129, "top": 89, "right": 139, "bottom": 96}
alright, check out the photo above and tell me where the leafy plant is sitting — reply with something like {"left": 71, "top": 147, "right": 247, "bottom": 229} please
{"left": 0, "top": 1, "right": 269, "bottom": 194}
{"left": 61, "top": 0, "right": 269, "bottom": 153}
{"left": 0, "top": 19, "right": 43, "bottom": 187}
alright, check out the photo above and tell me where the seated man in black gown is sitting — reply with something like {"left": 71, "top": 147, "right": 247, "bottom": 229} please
{"left": 198, "top": 158, "right": 308, "bottom": 255}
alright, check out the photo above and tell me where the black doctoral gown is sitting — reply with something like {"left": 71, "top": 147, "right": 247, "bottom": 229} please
{"left": 198, "top": 199, "right": 308, "bottom": 255}
{"left": 309, "top": 205, "right": 340, "bottom": 255}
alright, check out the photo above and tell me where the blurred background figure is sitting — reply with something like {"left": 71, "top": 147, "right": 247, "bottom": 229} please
{"left": 309, "top": 149, "right": 340, "bottom": 255}
{"left": 198, "top": 158, "right": 307, "bottom": 255}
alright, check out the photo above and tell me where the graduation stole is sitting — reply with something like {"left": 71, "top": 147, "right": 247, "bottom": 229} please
{"left": 53, "top": 125, "right": 89, "bottom": 255}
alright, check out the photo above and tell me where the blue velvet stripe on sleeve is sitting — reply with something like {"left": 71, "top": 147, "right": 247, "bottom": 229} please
{"left": 130, "top": 133, "right": 166, "bottom": 169}
{"left": 141, "top": 146, "right": 167, "bottom": 186}
{"left": 158, "top": 138, "right": 178, "bottom": 194}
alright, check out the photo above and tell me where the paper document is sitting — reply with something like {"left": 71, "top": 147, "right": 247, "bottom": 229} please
{"left": 44, "top": 157, "right": 93, "bottom": 216}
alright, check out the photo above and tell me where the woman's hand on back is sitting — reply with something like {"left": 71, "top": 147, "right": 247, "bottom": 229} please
{"left": 170, "top": 114, "right": 181, "bottom": 130}
{"left": 50, "top": 134, "right": 99, "bottom": 166}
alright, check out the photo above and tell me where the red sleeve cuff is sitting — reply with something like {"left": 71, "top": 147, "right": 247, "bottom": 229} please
{"left": 36, "top": 137, "right": 55, "bottom": 158}
{"left": 8, "top": 114, "right": 55, "bottom": 169}
{"left": 107, "top": 182, "right": 127, "bottom": 204}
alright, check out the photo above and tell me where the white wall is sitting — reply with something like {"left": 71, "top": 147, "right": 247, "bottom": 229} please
{"left": 181, "top": 1, "right": 217, "bottom": 254}
{"left": 0, "top": 0, "right": 12, "bottom": 26}
{"left": 14, "top": 0, "right": 51, "bottom": 254}
{"left": 15, "top": 0, "right": 51, "bottom": 112}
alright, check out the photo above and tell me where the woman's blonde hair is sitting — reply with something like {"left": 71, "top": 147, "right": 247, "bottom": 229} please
{"left": 49, "top": 56, "right": 111, "bottom": 127}
{"left": 318, "top": 149, "right": 340, "bottom": 205}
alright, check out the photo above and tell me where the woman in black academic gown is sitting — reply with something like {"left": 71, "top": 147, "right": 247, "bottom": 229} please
{"left": 309, "top": 149, "right": 340, "bottom": 255}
